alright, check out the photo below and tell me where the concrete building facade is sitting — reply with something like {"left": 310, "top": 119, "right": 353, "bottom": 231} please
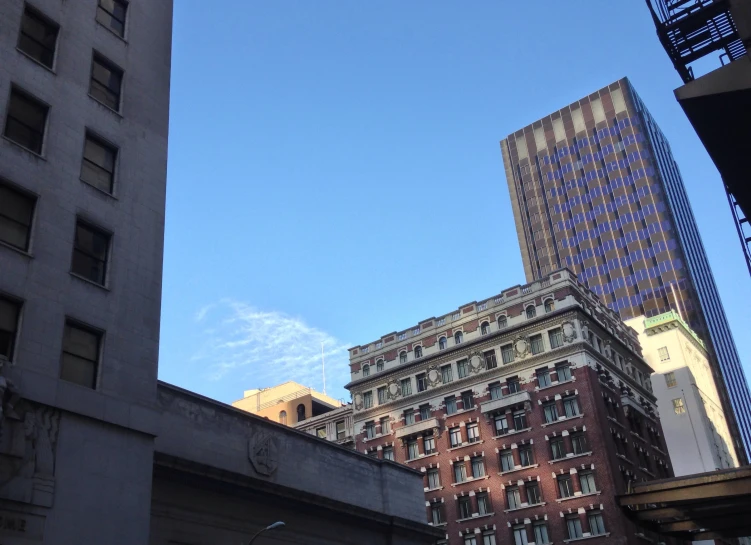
{"left": 232, "top": 381, "right": 343, "bottom": 426}
{"left": 500, "top": 77, "right": 751, "bottom": 461}
{"left": 295, "top": 404, "right": 356, "bottom": 448}
{"left": 347, "top": 269, "right": 675, "bottom": 545}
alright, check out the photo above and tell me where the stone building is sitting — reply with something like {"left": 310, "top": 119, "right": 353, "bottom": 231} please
{"left": 347, "top": 269, "right": 675, "bottom": 545}
{"left": 295, "top": 404, "right": 355, "bottom": 448}
{"left": 232, "top": 381, "right": 343, "bottom": 426}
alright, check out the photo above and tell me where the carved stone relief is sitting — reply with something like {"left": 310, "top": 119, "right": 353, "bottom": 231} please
{"left": 248, "top": 433, "right": 280, "bottom": 477}
{"left": 513, "top": 337, "right": 530, "bottom": 359}
{"left": 426, "top": 366, "right": 441, "bottom": 387}
{"left": 386, "top": 379, "right": 401, "bottom": 400}
{"left": 561, "top": 321, "right": 577, "bottom": 343}
{"left": 467, "top": 351, "right": 484, "bottom": 374}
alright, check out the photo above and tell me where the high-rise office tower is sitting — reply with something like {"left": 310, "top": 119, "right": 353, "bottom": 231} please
{"left": 500, "top": 78, "right": 751, "bottom": 460}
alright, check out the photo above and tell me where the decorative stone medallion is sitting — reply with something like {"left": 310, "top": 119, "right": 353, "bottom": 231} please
{"left": 467, "top": 351, "right": 484, "bottom": 374}
{"left": 387, "top": 379, "right": 401, "bottom": 400}
{"left": 561, "top": 321, "right": 577, "bottom": 343}
{"left": 426, "top": 365, "right": 441, "bottom": 387}
{"left": 248, "top": 433, "right": 280, "bottom": 476}
{"left": 353, "top": 393, "right": 363, "bottom": 410}
{"left": 513, "top": 337, "right": 530, "bottom": 358}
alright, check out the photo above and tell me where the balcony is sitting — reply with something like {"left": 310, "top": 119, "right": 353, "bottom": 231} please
{"left": 480, "top": 391, "right": 531, "bottom": 414}
{"left": 395, "top": 417, "right": 439, "bottom": 439}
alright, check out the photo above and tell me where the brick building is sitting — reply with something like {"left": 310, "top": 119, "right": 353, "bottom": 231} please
{"left": 346, "top": 269, "right": 674, "bottom": 545}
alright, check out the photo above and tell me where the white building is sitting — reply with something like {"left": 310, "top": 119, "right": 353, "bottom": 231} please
{"left": 626, "top": 312, "right": 738, "bottom": 476}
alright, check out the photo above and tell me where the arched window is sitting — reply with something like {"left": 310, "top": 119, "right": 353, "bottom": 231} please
{"left": 526, "top": 306, "right": 536, "bottom": 319}
{"left": 362, "top": 364, "right": 370, "bottom": 377}
{"left": 279, "top": 411, "right": 287, "bottom": 425}
{"left": 545, "top": 299, "right": 554, "bottom": 313}
{"left": 481, "top": 322, "right": 490, "bottom": 335}
{"left": 439, "top": 337, "right": 447, "bottom": 350}
{"left": 498, "top": 315, "right": 507, "bottom": 329}
{"left": 297, "top": 404, "right": 306, "bottom": 423}
{"left": 399, "top": 351, "right": 407, "bottom": 363}
{"left": 454, "top": 331, "right": 463, "bottom": 345}
{"left": 376, "top": 359, "right": 384, "bottom": 372}
{"left": 414, "top": 346, "right": 423, "bottom": 358}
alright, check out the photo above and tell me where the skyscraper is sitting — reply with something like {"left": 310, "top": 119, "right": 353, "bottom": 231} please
{"left": 500, "top": 78, "right": 751, "bottom": 460}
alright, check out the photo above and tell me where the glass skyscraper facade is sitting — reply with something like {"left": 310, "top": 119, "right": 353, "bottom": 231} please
{"left": 500, "top": 78, "right": 751, "bottom": 458}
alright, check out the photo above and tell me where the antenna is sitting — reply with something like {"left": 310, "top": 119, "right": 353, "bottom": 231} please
{"left": 321, "top": 342, "right": 326, "bottom": 395}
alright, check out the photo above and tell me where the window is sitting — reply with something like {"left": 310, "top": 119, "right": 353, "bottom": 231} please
{"left": 362, "top": 364, "right": 370, "bottom": 377}
{"left": 336, "top": 421, "right": 346, "bottom": 439}
{"left": 563, "top": 396, "right": 580, "bottom": 417}
{"left": 530, "top": 334, "right": 544, "bottom": 355}
{"left": 458, "top": 495, "right": 471, "bottom": 518}
{"left": 673, "top": 398, "right": 686, "bottom": 415}
{"left": 471, "top": 456, "right": 485, "bottom": 477}
{"left": 526, "top": 306, "right": 536, "bottom": 319}
{"left": 533, "top": 522, "right": 549, "bottom": 544}
{"left": 81, "top": 132, "right": 117, "bottom": 193}
{"left": 457, "top": 359, "right": 469, "bottom": 378}
{"left": 441, "top": 364, "right": 453, "bottom": 384}
{"left": 558, "top": 475, "right": 574, "bottom": 498}
{"left": 665, "top": 372, "right": 677, "bottom": 388}
{"left": 476, "top": 491, "right": 490, "bottom": 515}
{"left": 464, "top": 536, "right": 477, "bottom": 545}
{"left": 482, "top": 532, "right": 496, "bottom": 545}
{"left": 500, "top": 449, "right": 514, "bottom": 471}
{"left": 439, "top": 336, "right": 447, "bottom": 350}
{"left": 376, "top": 359, "right": 384, "bottom": 372}
{"left": 526, "top": 481, "right": 541, "bottom": 504}
{"left": 18, "top": 6, "right": 59, "bottom": 69}
{"left": 501, "top": 344, "right": 515, "bottom": 364}
{"left": 0, "top": 296, "right": 22, "bottom": 362}
{"left": 580, "top": 471, "right": 597, "bottom": 494}
{"left": 297, "top": 404, "right": 305, "bottom": 422}
{"left": 427, "top": 468, "right": 440, "bottom": 489}
{"left": 364, "top": 421, "right": 376, "bottom": 439}
{"left": 506, "top": 487, "right": 521, "bottom": 509}
{"left": 316, "top": 427, "right": 326, "bottom": 438}
{"left": 376, "top": 341, "right": 382, "bottom": 349}
{"left": 413, "top": 327, "right": 420, "bottom": 335}
{"left": 489, "top": 382, "right": 502, "bottom": 400}
{"left": 495, "top": 414, "right": 509, "bottom": 436}
{"left": 462, "top": 391, "right": 475, "bottom": 410}
{"left": 445, "top": 396, "right": 457, "bottom": 415}
{"left": 481, "top": 322, "right": 490, "bottom": 335}
{"left": 424, "top": 434, "right": 436, "bottom": 454}
{"left": 279, "top": 411, "right": 287, "bottom": 425}
{"left": 507, "top": 377, "right": 520, "bottom": 393}
{"left": 658, "top": 346, "right": 670, "bottom": 361}
{"left": 566, "top": 515, "right": 583, "bottom": 539}
{"left": 454, "top": 331, "right": 463, "bottom": 345}
{"left": 544, "top": 299, "right": 554, "bottom": 313}
{"left": 512, "top": 410, "right": 527, "bottom": 430}
{"left": 399, "top": 351, "right": 407, "bottom": 363}
{"left": 550, "top": 437, "right": 565, "bottom": 459}
{"left": 571, "top": 432, "right": 587, "bottom": 455}
{"left": 498, "top": 315, "right": 507, "bottom": 329}
{"left": 556, "top": 363, "right": 572, "bottom": 382}
{"left": 404, "top": 409, "right": 415, "bottom": 425}
{"left": 398, "top": 333, "right": 406, "bottom": 341}
{"left": 467, "top": 422, "right": 480, "bottom": 443}
{"left": 512, "top": 525, "right": 528, "bottom": 545}
{"left": 518, "top": 446, "right": 534, "bottom": 467}
{"left": 96, "top": 0, "right": 128, "bottom": 37}
{"left": 454, "top": 462, "right": 467, "bottom": 483}
{"left": 71, "top": 221, "right": 110, "bottom": 286}
{"left": 407, "top": 439, "right": 419, "bottom": 460}
{"left": 537, "top": 368, "right": 552, "bottom": 388}
{"left": 361, "top": 390, "right": 373, "bottom": 409}
{"left": 60, "top": 321, "right": 101, "bottom": 389}
{"left": 4, "top": 87, "right": 49, "bottom": 154}
{"left": 430, "top": 505, "right": 443, "bottom": 525}
{"left": 549, "top": 328, "right": 563, "bottom": 349}
{"left": 90, "top": 53, "right": 124, "bottom": 112}
{"left": 416, "top": 372, "right": 427, "bottom": 392}
{"left": 588, "top": 510, "right": 606, "bottom": 536}
{"left": 419, "top": 404, "right": 431, "bottom": 420}
{"left": 484, "top": 350, "right": 497, "bottom": 370}
{"left": 449, "top": 427, "right": 462, "bottom": 447}
{"left": 380, "top": 416, "right": 390, "bottom": 434}
{"left": 377, "top": 386, "right": 387, "bottom": 404}
{"left": 400, "top": 378, "right": 412, "bottom": 396}
{"left": 0, "top": 183, "right": 35, "bottom": 252}
{"left": 414, "top": 346, "right": 422, "bottom": 358}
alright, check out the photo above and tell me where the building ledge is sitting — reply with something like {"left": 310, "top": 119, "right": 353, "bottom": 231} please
{"left": 504, "top": 501, "right": 546, "bottom": 513}
{"left": 445, "top": 407, "right": 478, "bottom": 419}
{"left": 396, "top": 417, "right": 439, "bottom": 439}
{"left": 406, "top": 452, "right": 439, "bottom": 464}
{"left": 447, "top": 440, "right": 484, "bottom": 452}
{"left": 630, "top": 431, "right": 646, "bottom": 443}
{"left": 480, "top": 391, "right": 531, "bottom": 414}
{"left": 537, "top": 377, "right": 576, "bottom": 392}
{"left": 451, "top": 475, "right": 490, "bottom": 488}
{"left": 428, "top": 522, "right": 448, "bottom": 528}
{"left": 548, "top": 451, "right": 592, "bottom": 465}
{"left": 650, "top": 445, "right": 667, "bottom": 456}
{"left": 616, "top": 454, "right": 634, "bottom": 465}
{"left": 639, "top": 467, "right": 655, "bottom": 478}
{"left": 499, "top": 464, "right": 539, "bottom": 476}
{"left": 424, "top": 486, "right": 444, "bottom": 493}
{"left": 541, "top": 414, "right": 583, "bottom": 428}
{"left": 456, "top": 512, "right": 494, "bottom": 523}
{"left": 493, "top": 427, "right": 533, "bottom": 440}
{"left": 564, "top": 533, "right": 610, "bottom": 543}
{"left": 556, "top": 491, "right": 601, "bottom": 503}
{"left": 606, "top": 416, "right": 624, "bottom": 429}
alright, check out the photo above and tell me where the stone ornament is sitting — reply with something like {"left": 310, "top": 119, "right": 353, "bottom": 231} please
{"left": 248, "top": 433, "right": 280, "bottom": 477}
{"left": 467, "top": 351, "right": 484, "bottom": 374}
{"left": 387, "top": 380, "right": 401, "bottom": 400}
{"left": 561, "top": 321, "right": 577, "bottom": 343}
{"left": 353, "top": 393, "right": 364, "bottom": 411}
{"left": 513, "top": 337, "right": 530, "bottom": 358}
{"left": 426, "top": 366, "right": 441, "bottom": 387}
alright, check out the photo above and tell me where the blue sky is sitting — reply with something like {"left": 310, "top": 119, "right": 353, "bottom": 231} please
{"left": 160, "top": 1, "right": 751, "bottom": 404}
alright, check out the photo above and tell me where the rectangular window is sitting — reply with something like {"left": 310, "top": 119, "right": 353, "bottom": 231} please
{"left": 441, "top": 364, "right": 453, "bottom": 383}
{"left": 533, "top": 522, "right": 549, "bottom": 544}
{"left": 407, "top": 439, "right": 419, "bottom": 460}
{"left": 362, "top": 391, "right": 373, "bottom": 409}
{"left": 543, "top": 401, "right": 559, "bottom": 423}
{"left": 507, "top": 377, "right": 520, "bottom": 393}
{"left": 489, "top": 382, "right": 502, "bottom": 400}
{"left": 419, "top": 404, "right": 430, "bottom": 420}
{"left": 477, "top": 492, "right": 490, "bottom": 515}
{"left": 537, "top": 368, "right": 552, "bottom": 388}
{"left": 90, "top": 53, "right": 123, "bottom": 111}
{"left": 495, "top": 414, "right": 509, "bottom": 436}
{"left": 506, "top": 487, "right": 521, "bottom": 509}
{"left": 96, "top": 0, "right": 128, "bottom": 37}
{"left": 530, "top": 334, "right": 544, "bottom": 355}
{"left": 501, "top": 344, "right": 515, "bottom": 364}
{"left": 427, "top": 468, "right": 440, "bottom": 489}
{"left": 401, "top": 378, "right": 412, "bottom": 396}
{"left": 458, "top": 495, "right": 471, "bottom": 519}
{"left": 404, "top": 409, "right": 415, "bottom": 425}
{"left": 377, "top": 386, "right": 387, "bottom": 405}
{"left": 512, "top": 525, "right": 528, "bottom": 545}
{"left": 467, "top": 422, "right": 479, "bottom": 443}
{"left": 81, "top": 133, "right": 117, "bottom": 193}
{"left": 449, "top": 427, "right": 462, "bottom": 447}
{"left": 445, "top": 396, "right": 457, "bottom": 415}
{"left": 316, "top": 427, "right": 326, "bottom": 438}
{"left": 471, "top": 456, "right": 485, "bottom": 478}
{"left": 0, "top": 182, "right": 35, "bottom": 251}
{"left": 658, "top": 346, "right": 670, "bottom": 361}
{"left": 336, "top": 421, "right": 345, "bottom": 439}
{"left": 71, "top": 220, "right": 111, "bottom": 286}
{"left": 454, "top": 462, "right": 467, "bottom": 483}
{"left": 526, "top": 482, "right": 541, "bottom": 504}
{"left": 464, "top": 536, "right": 477, "bottom": 545}
{"left": 483, "top": 532, "right": 496, "bottom": 545}
{"left": 0, "top": 296, "right": 22, "bottom": 362}
{"left": 60, "top": 321, "right": 102, "bottom": 389}
{"left": 556, "top": 363, "right": 572, "bottom": 382}
{"left": 549, "top": 328, "right": 564, "bottom": 349}
{"left": 431, "top": 505, "right": 443, "bottom": 525}
{"left": 518, "top": 446, "right": 533, "bottom": 467}
{"left": 588, "top": 511, "right": 606, "bottom": 535}
{"left": 512, "top": 410, "right": 527, "bottom": 430}
{"left": 563, "top": 396, "right": 580, "bottom": 417}
{"left": 380, "top": 416, "right": 390, "bottom": 434}
{"left": 500, "top": 449, "right": 514, "bottom": 472}
{"left": 383, "top": 446, "right": 394, "bottom": 461}
{"left": 18, "top": 5, "right": 59, "bottom": 69}
{"left": 673, "top": 398, "right": 686, "bottom": 414}
{"left": 571, "top": 433, "right": 587, "bottom": 455}
{"left": 364, "top": 421, "right": 375, "bottom": 439}
{"left": 416, "top": 372, "right": 427, "bottom": 392}
{"left": 4, "top": 87, "right": 49, "bottom": 154}
{"left": 457, "top": 359, "right": 469, "bottom": 378}
{"left": 424, "top": 434, "right": 436, "bottom": 454}
{"left": 484, "top": 350, "right": 497, "bottom": 370}
{"left": 566, "top": 516, "right": 583, "bottom": 539}
{"left": 580, "top": 471, "right": 597, "bottom": 494}
{"left": 550, "top": 438, "right": 565, "bottom": 459}
{"left": 558, "top": 475, "right": 574, "bottom": 498}
{"left": 665, "top": 371, "right": 677, "bottom": 388}
{"left": 461, "top": 391, "right": 474, "bottom": 410}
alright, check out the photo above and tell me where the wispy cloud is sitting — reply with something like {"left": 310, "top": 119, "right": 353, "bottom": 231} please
{"left": 191, "top": 300, "right": 351, "bottom": 400}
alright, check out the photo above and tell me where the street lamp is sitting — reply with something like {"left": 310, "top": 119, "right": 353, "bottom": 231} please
{"left": 247, "top": 521, "right": 285, "bottom": 545}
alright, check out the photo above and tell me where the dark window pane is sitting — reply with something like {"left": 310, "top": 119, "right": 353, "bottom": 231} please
{"left": 90, "top": 55, "right": 123, "bottom": 111}
{"left": 81, "top": 134, "right": 117, "bottom": 193}
{"left": 72, "top": 222, "right": 110, "bottom": 285}
{"left": 0, "top": 184, "right": 35, "bottom": 251}
{"left": 4, "top": 89, "right": 48, "bottom": 154}
{"left": 18, "top": 8, "right": 59, "bottom": 68}
{"left": 0, "top": 297, "right": 22, "bottom": 360}
{"left": 96, "top": 0, "right": 128, "bottom": 37}
{"left": 61, "top": 322, "right": 101, "bottom": 389}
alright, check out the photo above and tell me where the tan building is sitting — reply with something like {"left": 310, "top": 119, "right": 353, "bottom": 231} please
{"left": 232, "top": 381, "right": 343, "bottom": 426}
{"left": 626, "top": 311, "right": 739, "bottom": 475}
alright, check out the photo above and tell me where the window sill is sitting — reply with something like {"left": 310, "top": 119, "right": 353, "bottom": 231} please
{"left": 639, "top": 467, "right": 655, "bottom": 477}
{"left": 556, "top": 491, "right": 601, "bottom": 503}
{"left": 651, "top": 445, "right": 667, "bottom": 456}
{"left": 406, "top": 452, "right": 439, "bottom": 464}
{"left": 548, "top": 451, "right": 592, "bottom": 464}
{"left": 537, "top": 377, "right": 576, "bottom": 392}
{"left": 499, "top": 464, "right": 539, "bottom": 476}
{"left": 2, "top": 136, "right": 46, "bottom": 159}
{"left": 16, "top": 48, "right": 56, "bottom": 74}
{"left": 504, "top": 501, "right": 546, "bottom": 513}
{"left": 447, "top": 440, "right": 484, "bottom": 452}
{"left": 615, "top": 454, "right": 634, "bottom": 465}
{"left": 630, "top": 431, "right": 646, "bottom": 442}
{"left": 493, "top": 427, "right": 533, "bottom": 439}
{"left": 0, "top": 240, "right": 33, "bottom": 259}
{"left": 450, "top": 475, "right": 490, "bottom": 487}
{"left": 445, "top": 407, "right": 476, "bottom": 418}
{"left": 96, "top": 20, "right": 129, "bottom": 44}
{"left": 70, "top": 272, "right": 110, "bottom": 291}
{"left": 363, "top": 432, "right": 391, "bottom": 443}
{"left": 81, "top": 178, "right": 117, "bottom": 199}
{"left": 424, "top": 486, "right": 444, "bottom": 492}
{"left": 564, "top": 533, "right": 610, "bottom": 543}
{"left": 541, "top": 414, "right": 584, "bottom": 428}
{"left": 88, "top": 94, "right": 123, "bottom": 118}
{"left": 456, "top": 512, "right": 494, "bottom": 523}
{"left": 429, "top": 522, "right": 447, "bottom": 528}
{"left": 607, "top": 416, "right": 624, "bottom": 428}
